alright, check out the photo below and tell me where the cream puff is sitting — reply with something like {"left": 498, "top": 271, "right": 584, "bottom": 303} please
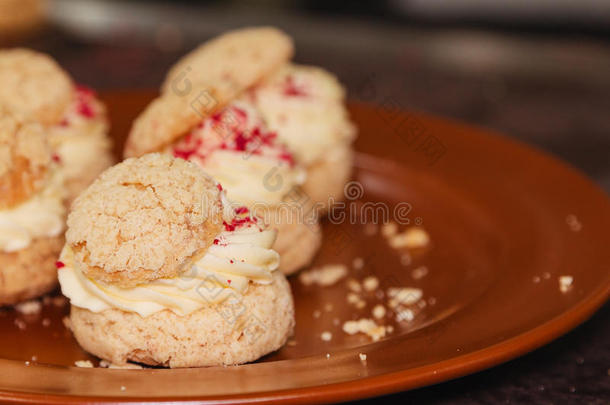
{"left": 58, "top": 153, "right": 294, "bottom": 367}
{"left": 0, "top": 108, "right": 66, "bottom": 305}
{"left": 0, "top": 48, "right": 113, "bottom": 202}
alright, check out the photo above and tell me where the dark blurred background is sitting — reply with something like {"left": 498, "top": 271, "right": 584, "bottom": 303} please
{"left": 2, "top": 0, "right": 608, "bottom": 403}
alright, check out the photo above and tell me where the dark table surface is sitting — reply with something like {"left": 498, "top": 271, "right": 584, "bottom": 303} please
{"left": 9, "top": 1, "right": 610, "bottom": 403}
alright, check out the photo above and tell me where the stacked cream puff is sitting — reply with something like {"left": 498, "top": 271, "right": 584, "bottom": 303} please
{"left": 0, "top": 48, "right": 113, "bottom": 202}
{"left": 125, "top": 27, "right": 356, "bottom": 274}
{"left": 58, "top": 154, "right": 294, "bottom": 367}
{"left": 0, "top": 48, "right": 113, "bottom": 305}
{"left": 0, "top": 108, "right": 66, "bottom": 304}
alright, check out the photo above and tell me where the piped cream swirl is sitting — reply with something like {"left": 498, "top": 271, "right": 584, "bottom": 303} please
{"left": 58, "top": 224, "right": 279, "bottom": 317}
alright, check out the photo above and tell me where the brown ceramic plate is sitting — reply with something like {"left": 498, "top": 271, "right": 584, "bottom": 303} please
{"left": 0, "top": 91, "right": 608, "bottom": 404}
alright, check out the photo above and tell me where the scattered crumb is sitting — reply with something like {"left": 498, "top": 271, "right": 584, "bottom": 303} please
{"left": 359, "top": 353, "right": 367, "bottom": 362}
{"left": 386, "top": 325, "right": 394, "bottom": 333}
{"left": 352, "top": 257, "right": 364, "bottom": 270}
{"left": 388, "top": 227, "right": 430, "bottom": 249}
{"left": 15, "top": 300, "right": 42, "bottom": 315}
{"left": 42, "top": 318, "right": 51, "bottom": 327}
{"left": 24, "top": 361, "right": 30, "bottom": 366}
{"left": 559, "top": 275, "right": 573, "bottom": 293}
{"left": 31, "top": 355, "right": 37, "bottom": 362}
{"left": 347, "top": 278, "right": 362, "bottom": 293}
{"left": 363, "top": 276, "right": 379, "bottom": 292}
{"left": 321, "top": 331, "right": 333, "bottom": 342}
{"left": 364, "top": 222, "right": 378, "bottom": 235}
{"left": 333, "top": 318, "right": 340, "bottom": 326}
{"left": 400, "top": 253, "right": 412, "bottom": 266}
{"left": 325, "top": 353, "right": 331, "bottom": 359}
{"left": 372, "top": 304, "right": 386, "bottom": 319}
{"left": 566, "top": 214, "right": 582, "bottom": 232}
{"left": 428, "top": 297, "right": 437, "bottom": 306}
{"left": 313, "top": 310, "right": 321, "bottom": 319}
{"left": 324, "top": 303, "right": 334, "bottom": 312}
{"left": 120, "top": 386, "right": 126, "bottom": 392}
{"left": 533, "top": 276, "right": 541, "bottom": 283}
{"left": 396, "top": 308, "right": 415, "bottom": 322}
{"left": 286, "top": 339, "right": 297, "bottom": 347}
{"left": 75, "top": 360, "right": 94, "bottom": 368}
{"left": 299, "top": 264, "right": 348, "bottom": 286}
{"left": 381, "top": 222, "right": 398, "bottom": 238}
{"left": 109, "top": 363, "right": 143, "bottom": 370}
{"left": 343, "top": 320, "right": 362, "bottom": 334}
{"left": 543, "top": 272, "right": 551, "bottom": 280}
{"left": 411, "top": 266, "right": 429, "bottom": 280}
{"left": 387, "top": 287, "right": 423, "bottom": 307}
{"left": 347, "top": 292, "right": 366, "bottom": 309}
{"left": 14, "top": 319, "right": 26, "bottom": 330}
{"left": 342, "top": 318, "right": 387, "bottom": 341}
{"left": 347, "top": 293, "right": 360, "bottom": 305}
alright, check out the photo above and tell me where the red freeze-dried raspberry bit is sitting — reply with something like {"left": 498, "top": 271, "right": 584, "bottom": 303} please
{"left": 283, "top": 75, "right": 307, "bottom": 97}
{"left": 172, "top": 104, "right": 294, "bottom": 165}
{"left": 213, "top": 238, "right": 219, "bottom": 245}
{"left": 55, "top": 261, "right": 65, "bottom": 269}
{"left": 223, "top": 209, "right": 259, "bottom": 232}
{"left": 216, "top": 183, "right": 223, "bottom": 191}
{"left": 279, "top": 150, "right": 295, "bottom": 166}
{"left": 234, "top": 206, "right": 249, "bottom": 215}
{"left": 74, "top": 86, "right": 97, "bottom": 119}
{"left": 51, "top": 154, "right": 61, "bottom": 163}
{"left": 173, "top": 134, "right": 203, "bottom": 160}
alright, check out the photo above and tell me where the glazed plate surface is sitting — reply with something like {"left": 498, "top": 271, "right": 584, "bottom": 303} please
{"left": 0, "top": 91, "right": 608, "bottom": 404}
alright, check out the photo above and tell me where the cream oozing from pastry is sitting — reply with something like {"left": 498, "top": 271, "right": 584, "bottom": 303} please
{"left": 248, "top": 64, "right": 356, "bottom": 165}
{"left": 0, "top": 173, "right": 66, "bottom": 252}
{"left": 170, "top": 101, "right": 304, "bottom": 206}
{"left": 48, "top": 86, "right": 110, "bottom": 180}
{"left": 58, "top": 212, "right": 280, "bottom": 317}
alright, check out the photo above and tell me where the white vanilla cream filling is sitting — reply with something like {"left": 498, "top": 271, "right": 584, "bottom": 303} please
{"left": 0, "top": 174, "right": 66, "bottom": 252}
{"left": 58, "top": 225, "right": 279, "bottom": 317}
{"left": 202, "top": 151, "right": 305, "bottom": 206}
